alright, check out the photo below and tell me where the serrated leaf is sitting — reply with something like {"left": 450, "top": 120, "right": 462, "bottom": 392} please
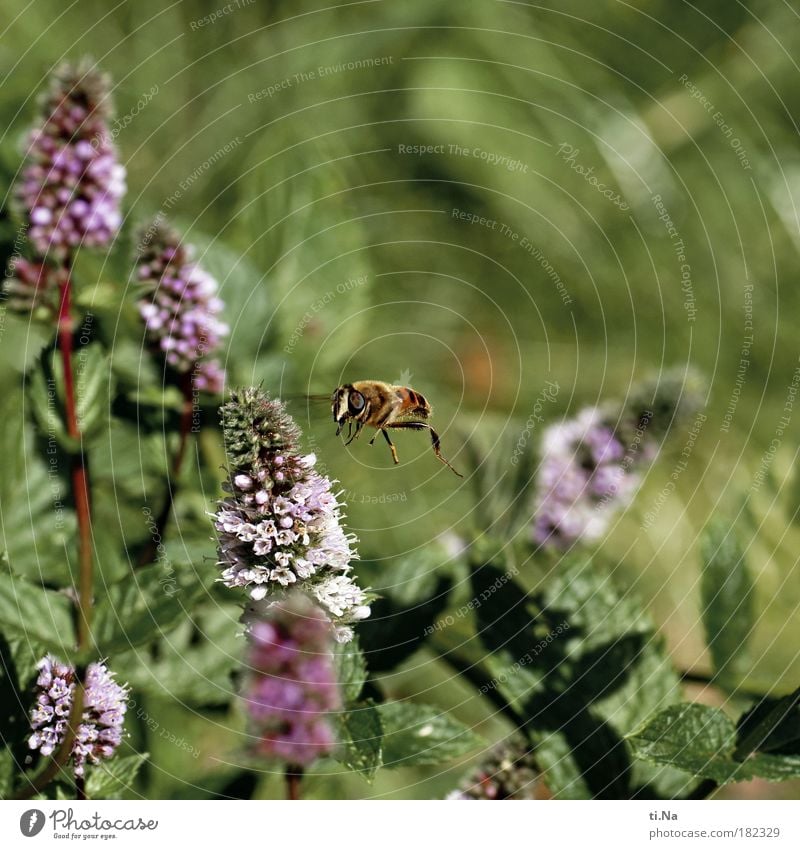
{"left": 473, "top": 556, "right": 689, "bottom": 798}
{"left": 26, "top": 344, "right": 112, "bottom": 450}
{"left": 591, "top": 635, "right": 692, "bottom": 799}
{"left": 700, "top": 519, "right": 755, "bottom": 680}
{"left": 536, "top": 555, "right": 652, "bottom": 654}
{"left": 336, "top": 700, "right": 382, "bottom": 780}
{"left": 335, "top": 635, "right": 367, "bottom": 704}
{"left": 73, "top": 344, "right": 113, "bottom": 437}
{"left": 627, "top": 704, "right": 740, "bottom": 783}
{"left": 0, "top": 572, "right": 75, "bottom": 654}
{"left": 627, "top": 703, "right": 800, "bottom": 785}
{"left": 92, "top": 565, "right": 206, "bottom": 654}
{"left": 0, "top": 392, "right": 77, "bottom": 586}
{"left": 27, "top": 360, "right": 73, "bottom": 452}
{"left": 85, "top": 754, "right": 149, "bottom": 799}
{"left": 378, "top": 702, "right": 482, "bottom": 767}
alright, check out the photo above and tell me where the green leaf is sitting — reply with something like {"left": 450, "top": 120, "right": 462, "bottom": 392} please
{"left": 26, "top": 344, "right": 113, "bottom": 451}
{"left": 73, "top": 344, "right": 113, "bottom": 438}
{"left": 378, "top": 702, "right": 482, "bottom": 767}
{"left": 530, "top": 706, "right": 632, "bottom": 799}
{"left": 335, "top": 635, "right": 367, "bottom": 704}
{"left": 472, "top": 562, "right": 537, "bottom": 657}
{"left": 628, "top": 704, "right": 741, "bottom": 783}
{"left": 700, "top": 519, "right": 755, "bottom": 679}
{"left": 0, "top": 747, "right": 14, "bottom": 798}
{"left": 336, "top": 700, "right": 382, "bottom": 780}
{"left": 27, "top": 358, "right": 73, "bottom": 452}
{"left": 627, "top": 703, "right": 800, "bottom": 784}
{"left": 357, "top": 576, "right": 453, "bottom": 672}
{"left": 85, "top": 754, "right": 149, "bottom": 799}
{"left": 470, "top": 556, "right": 690, "bottom": 797}
{"left": 117, "top": 604, "right": 242, "bottom": 706}
{"left": 735, "top": 686, "right": 800, "bottom": 758}
{"left": 381, "top": 550, "right": 452, "bottom": 608}
{"left": 0, "top": 632, "right": 42, "bottom": 749}
{"left": 53, "top": 783, "right": 74, "bottom": 800}
{"left": 0, "top": 390, "right": 78, "bottom": 586}
{"left": 0, "top": 572, "right": 75, "bottom": 654}
{"left": 91, "top": 565, "right": 207, "bottom": 655}
{"left": 591, "top": 634, "right": 692, "bottom": 799}
{"left": 470, "top": 563, "right": 545, "bottom": 705}
{"left": 535, "top": 555, "right": 652, "bottom": 655}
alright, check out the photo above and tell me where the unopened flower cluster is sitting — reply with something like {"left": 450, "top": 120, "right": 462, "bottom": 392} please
{"left": 447, "top": 741, "right": 541, "bottom": 800}
{"left": 136, "top": 220, "right": 227, "bottom": 393}
{"left": 16, "top": 61, "right": 125, "bottom": 259}
{"left": 532, "top": 407, "right": 645, "bottom": 547}
{"left": 28, "top": 656, "right": 128, "bottom": 777}
{"left": 214, "top": 388, "right": 369, "bottom": 640}
{"left": 242, "top": 595, "right": 340, "bottom": 766}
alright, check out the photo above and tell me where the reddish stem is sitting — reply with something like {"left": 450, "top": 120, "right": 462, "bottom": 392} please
{"left": 58, "top": 265, "right": 93, "bottom": 652}
{"left": 15, "top": 264, "right": 96, "bottom": 801}
{"left": 137, "top": 371, "right": 194, "bottom": 568}
{"left": 285, "top": 766, "right": 303, "bottom": 800}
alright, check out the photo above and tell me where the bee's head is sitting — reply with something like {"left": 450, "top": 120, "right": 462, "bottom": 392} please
{"left": 331, "top": 385, "right": 366, "bottom": 435}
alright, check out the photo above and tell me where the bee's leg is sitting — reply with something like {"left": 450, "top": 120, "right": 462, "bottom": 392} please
{"left": 387, "top": 422, "right": 463, "bottom": 477}
{"left": 381, "top": 428, "right": 400, "bottom": 464}
{"left": 425, "top": 425, "right": 463, "bottom": 477}
{"left": 345, "top": 419, "right": 364, "bottom": 446}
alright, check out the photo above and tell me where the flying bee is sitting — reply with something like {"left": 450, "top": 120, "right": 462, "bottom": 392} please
{"left": 329, "top": 380, "right": 463, "bottom": 477}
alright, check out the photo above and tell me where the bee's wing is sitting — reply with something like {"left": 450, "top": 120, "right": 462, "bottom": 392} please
{"left": 282, "top": 393, "right": 332, "bottom": 416}
{"left": 282, "top": 393, "right": 331, "bottom": 402}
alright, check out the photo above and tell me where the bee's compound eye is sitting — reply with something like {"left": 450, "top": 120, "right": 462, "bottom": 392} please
{"left": 349, "top": 391, "right": 365, "bottom": 412}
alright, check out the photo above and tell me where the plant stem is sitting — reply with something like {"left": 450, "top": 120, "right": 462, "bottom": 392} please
{"left": 58, "top": 263, "right": 93, "bottom": 652}
{"left": 285, "top": 766, "right": 303, "bottom": 800}
{"left": 137, "top": 372, "right": 194, "bottom": 568}
{"left": 16, "top": 262, "right": 96, "bottom": 801}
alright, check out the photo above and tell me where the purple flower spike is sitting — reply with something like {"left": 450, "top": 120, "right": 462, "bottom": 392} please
{"left": 214, "top": 388, "right": 369, "bottom": 641}
{"left": 15, "top": 61, "right": 125, "bottom": 259}
{"left": 532, "top": 407, "right": 641, "bottom": 548}
{"left": 242, "top": 594, "right": 341, "bottom": 767}
{"left": 28, "top": 655, "right": 128, "bottom": 778}
{"left": 135, "top": 218, "right": 228, "bottom": 393}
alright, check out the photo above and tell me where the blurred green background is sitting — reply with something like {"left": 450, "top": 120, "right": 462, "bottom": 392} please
{"left": 2, "top": 0, "right": 800, "bottom": 799}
